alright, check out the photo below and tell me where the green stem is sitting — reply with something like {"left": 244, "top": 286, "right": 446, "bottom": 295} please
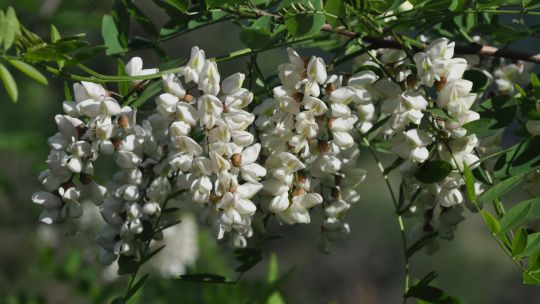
{"left": 363, "top": 137, "right": 411, "bottom": 297}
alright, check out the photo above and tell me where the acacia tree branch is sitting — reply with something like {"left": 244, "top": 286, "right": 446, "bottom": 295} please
{"left": 224, "top": 6, "right": 540, "bottom": 64}
{"left": 320, "top": 24, "right": 540, "bottom": 64}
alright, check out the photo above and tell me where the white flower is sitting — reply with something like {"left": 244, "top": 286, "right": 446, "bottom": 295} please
{"left": 184, "top": 46, "right": 205, "bottom": 83}
{"left": 199, "top": 60, "right": 220, "bottom": 96}
{"left": 276, "top": 192, "right": 322, "bottom": 224}
{"left": 32, "top": 187, "right": 82, "bottom": 224}
{"left": 125, "top": 57, "right": 159, "bottom": 77}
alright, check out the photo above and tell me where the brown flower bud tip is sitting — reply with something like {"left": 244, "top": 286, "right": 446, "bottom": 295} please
{"left": 231, "top": 153, "right": 242, "bottom": 167}
{"left": 222, "top": 102, "right": 228, "bottom": 114}
{"left": 229, "top": 186, "right": 237, "bottom": 193}
{"left": 325, "top": 83, "right": 336, "bottom": 93}
{"left": 440, "top": 130, "right": 450, "bottom": 140}
{"left": 118, "top": 115, "right": 129, "bottom": 128}
{"left": 436, "top": 76, "right": 447, "bottom": 92}
{"left": 334, "top": 175, "right": 342, "bottom": 186}
{"left": 76, "top": 125, "right": 87, "bottom": 139}
{"left": 209, "top": 194, "right": 222, "bottom": 203}
{"left": 406, "top": 76, "right": 418, "bottom": 88}
{"left": 182, "top": 94, "right": 194, "bottom": 103}
{"left": 80, "top": 173, "right": 93, "bottom": 185}
{"left": 112, "top": 139, "right": 122, "bottom": 150}
{"left": 303, "top": 57, "right": 310, "bottom": 69}
{"left": 62, "top": 181, "right": 76, "bottom": 190}
{"left": 318, "top": 140, "right": 331, "bottom": 153}
{"left": 292, "top": 187, "right": 306, "bottom": 196}
{"left": 292, "top": 92, "right": 304, "bottom": 102}
{"left": 161, "top": 144, "right": 169, "bottom": 155}
{"left": 297, "top": 173, "right": 308, "bottom": 184}
{"left": 327, "top": 117, "right": 335, "bottom": 129}
{"left": 331, "top": 187, "right": 341, "bottom": 199}
{"left": 144, "top": 163, "right": 155, "bottom": 173}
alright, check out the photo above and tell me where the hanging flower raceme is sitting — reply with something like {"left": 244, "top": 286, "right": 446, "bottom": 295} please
{"left": 31, "top": 37, "right": 516, "bottom": 270}
{"left": 254, "top": 48, "right": 367, "bottom": 251}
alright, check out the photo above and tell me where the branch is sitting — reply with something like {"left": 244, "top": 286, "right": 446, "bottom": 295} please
{"left": 225, "top": 7, "right": 540, "bottom": 64}
{"left": 321, "top": 24, "right": 540, "bottom": 64}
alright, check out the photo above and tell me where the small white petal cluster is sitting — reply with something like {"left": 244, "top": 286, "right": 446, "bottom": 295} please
{"left": 255, "top": 48, "right": 367, "bottom": 248}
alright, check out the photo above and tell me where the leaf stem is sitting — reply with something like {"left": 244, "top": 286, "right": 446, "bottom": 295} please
{"left": 363, "top": 137, "right": 411, "bottom": 298}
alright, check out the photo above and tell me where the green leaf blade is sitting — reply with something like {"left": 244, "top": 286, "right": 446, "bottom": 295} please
{"left": 8, "top": 59, "right": 48, "bottom": 85}
{"left": 0, "top": 63, "right": 18, "bottom": 102}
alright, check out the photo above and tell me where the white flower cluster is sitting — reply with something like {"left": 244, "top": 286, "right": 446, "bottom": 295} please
{"left": 345, "top": 38, "right": 485, "bottom": 243}
{"left": 34, "top": 38, "right": 522, "bottom": 264}
{"left": 255, "top": 48, "right": 366, "bottom": 248}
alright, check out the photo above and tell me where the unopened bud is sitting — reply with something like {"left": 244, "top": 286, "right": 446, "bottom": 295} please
{"left": 183, "top": 94, "right": 193, "bottom": 103}
{"left": 210, "top": 194, "right": 221, "bottom": 203}
{"left": 327, "top": 118, "right": 335, "bottom": 129}
{"left": 118, "top": 115, "right": 129, "bottom": 128}
{"left": 76, "top": 125, "right": 87, "bottom": 139}
{"left": 435, "top": 76, "right": 447, "bottom": 92}
{"left": 231, "top": 153, "right": 242, "bottom": 167}
{"left": 318, "top": 140, "right": 331, "bottom": 153}
{"left": 325, "top": 83, "right": 336, "bottom": 94}
{"left": 297, "top": 173, "right": 308, "bottom": 184}
{"left": 292, "top": 92, "right": 304, "bottom": 102}
{"left": 80, "top": 173, "right": 93, "bottom": 185}
{"left": 331, "top": 187, "right": 341, "bottom": 199}
{"left": 292, "top": 188, "right": 305, "bottom": 196}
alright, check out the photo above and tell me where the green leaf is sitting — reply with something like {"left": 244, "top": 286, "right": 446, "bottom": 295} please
{"left": 121, "top": 0, "right": 158, "bottom": 37}
{"left": 139, "top": 245, "right": 166, "bottom": 265}
{"left": 162, "top": 0, "right": 190, "bottom": 12}
{"left": 523, "top": 271, "right": 540, "bottom": 285}
{"left": 125, "top": 273, "right": 149, "bottom": 301}
{"left": 462, "top": 118, "right": 492, "bottom": 136}
{"left": 101, "top": 14, "right": 126, "bottom": 55}
{"left": 63, "top": 81, "right": 73, "bottom": 100}
{"left": 205, "top": 0, "right": 248, "bottom": 7}
{"left": 240, "top": 28, "right": 272, "bottom": 49}
{"left": 494, "top": 137, "right": 540, "bottom": 178}
{"left": 234, "top": 247, "right": 263, "bottom": 272}
{"left": 406, "top": 232, "right": 438, "bottom": 258}
{"left": 414, "top": 161, "right": 452, "bottom": 184}
{"left": 518, "top": 233, "right": 540, "bottom": 258}
{"left": 285, "top": 12, "right": 325, "bottom": 37}
{"left": 178, "top": 273, "right": 228, "bottom": 283}
{"left": 479, "top": 174, "right": 523, "bottom": 204}
{"left": 8, "top": 59, "right": 48, "bottom": 85}
{"left": 474, "top": 95, "right": 517, "bottom": 138}
{"left": 481, "top": 210, "right": 501, "bottom": 234}
{"left": 449, "top": 0, "right": 468, "bottom": 11}
{"left": 512, "top": 228, "right": 528, "bottom": 257}
{"left": 425, "top": 108, "right": 457, "bottom": 122}
{"left": 463, "top": 162, "right": 477, "bottom": 203}
{"left": 405, "top": 271, "right": 458, "bottom": 303}
{"left": 50, "top": 24, "right": 61, "bottom": 43}
{"left": 118, "top": 255, "right": 138, "bottom": 275}
{"left": 0, "top": 63, "right": 18, "bottom": 102}
{"left": 3, "top": 7, "right": 20, "bottom": 51}
{"left": 500, "top": 201, "right": 532, "bottom": 232}
{"left": 324, "top": 0, "right": 346, "bottom": 27}
{"left": 131, "top": 80, "right": 162, "bottom": 108}
{"left": 24, "top": 47, "right": 68, "bottom": 63}
{"left": 267, "top": 253, "right": 285, "bottom": 304}
{"left": 406, "top": 285, "right": 457, "bottom": 303}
